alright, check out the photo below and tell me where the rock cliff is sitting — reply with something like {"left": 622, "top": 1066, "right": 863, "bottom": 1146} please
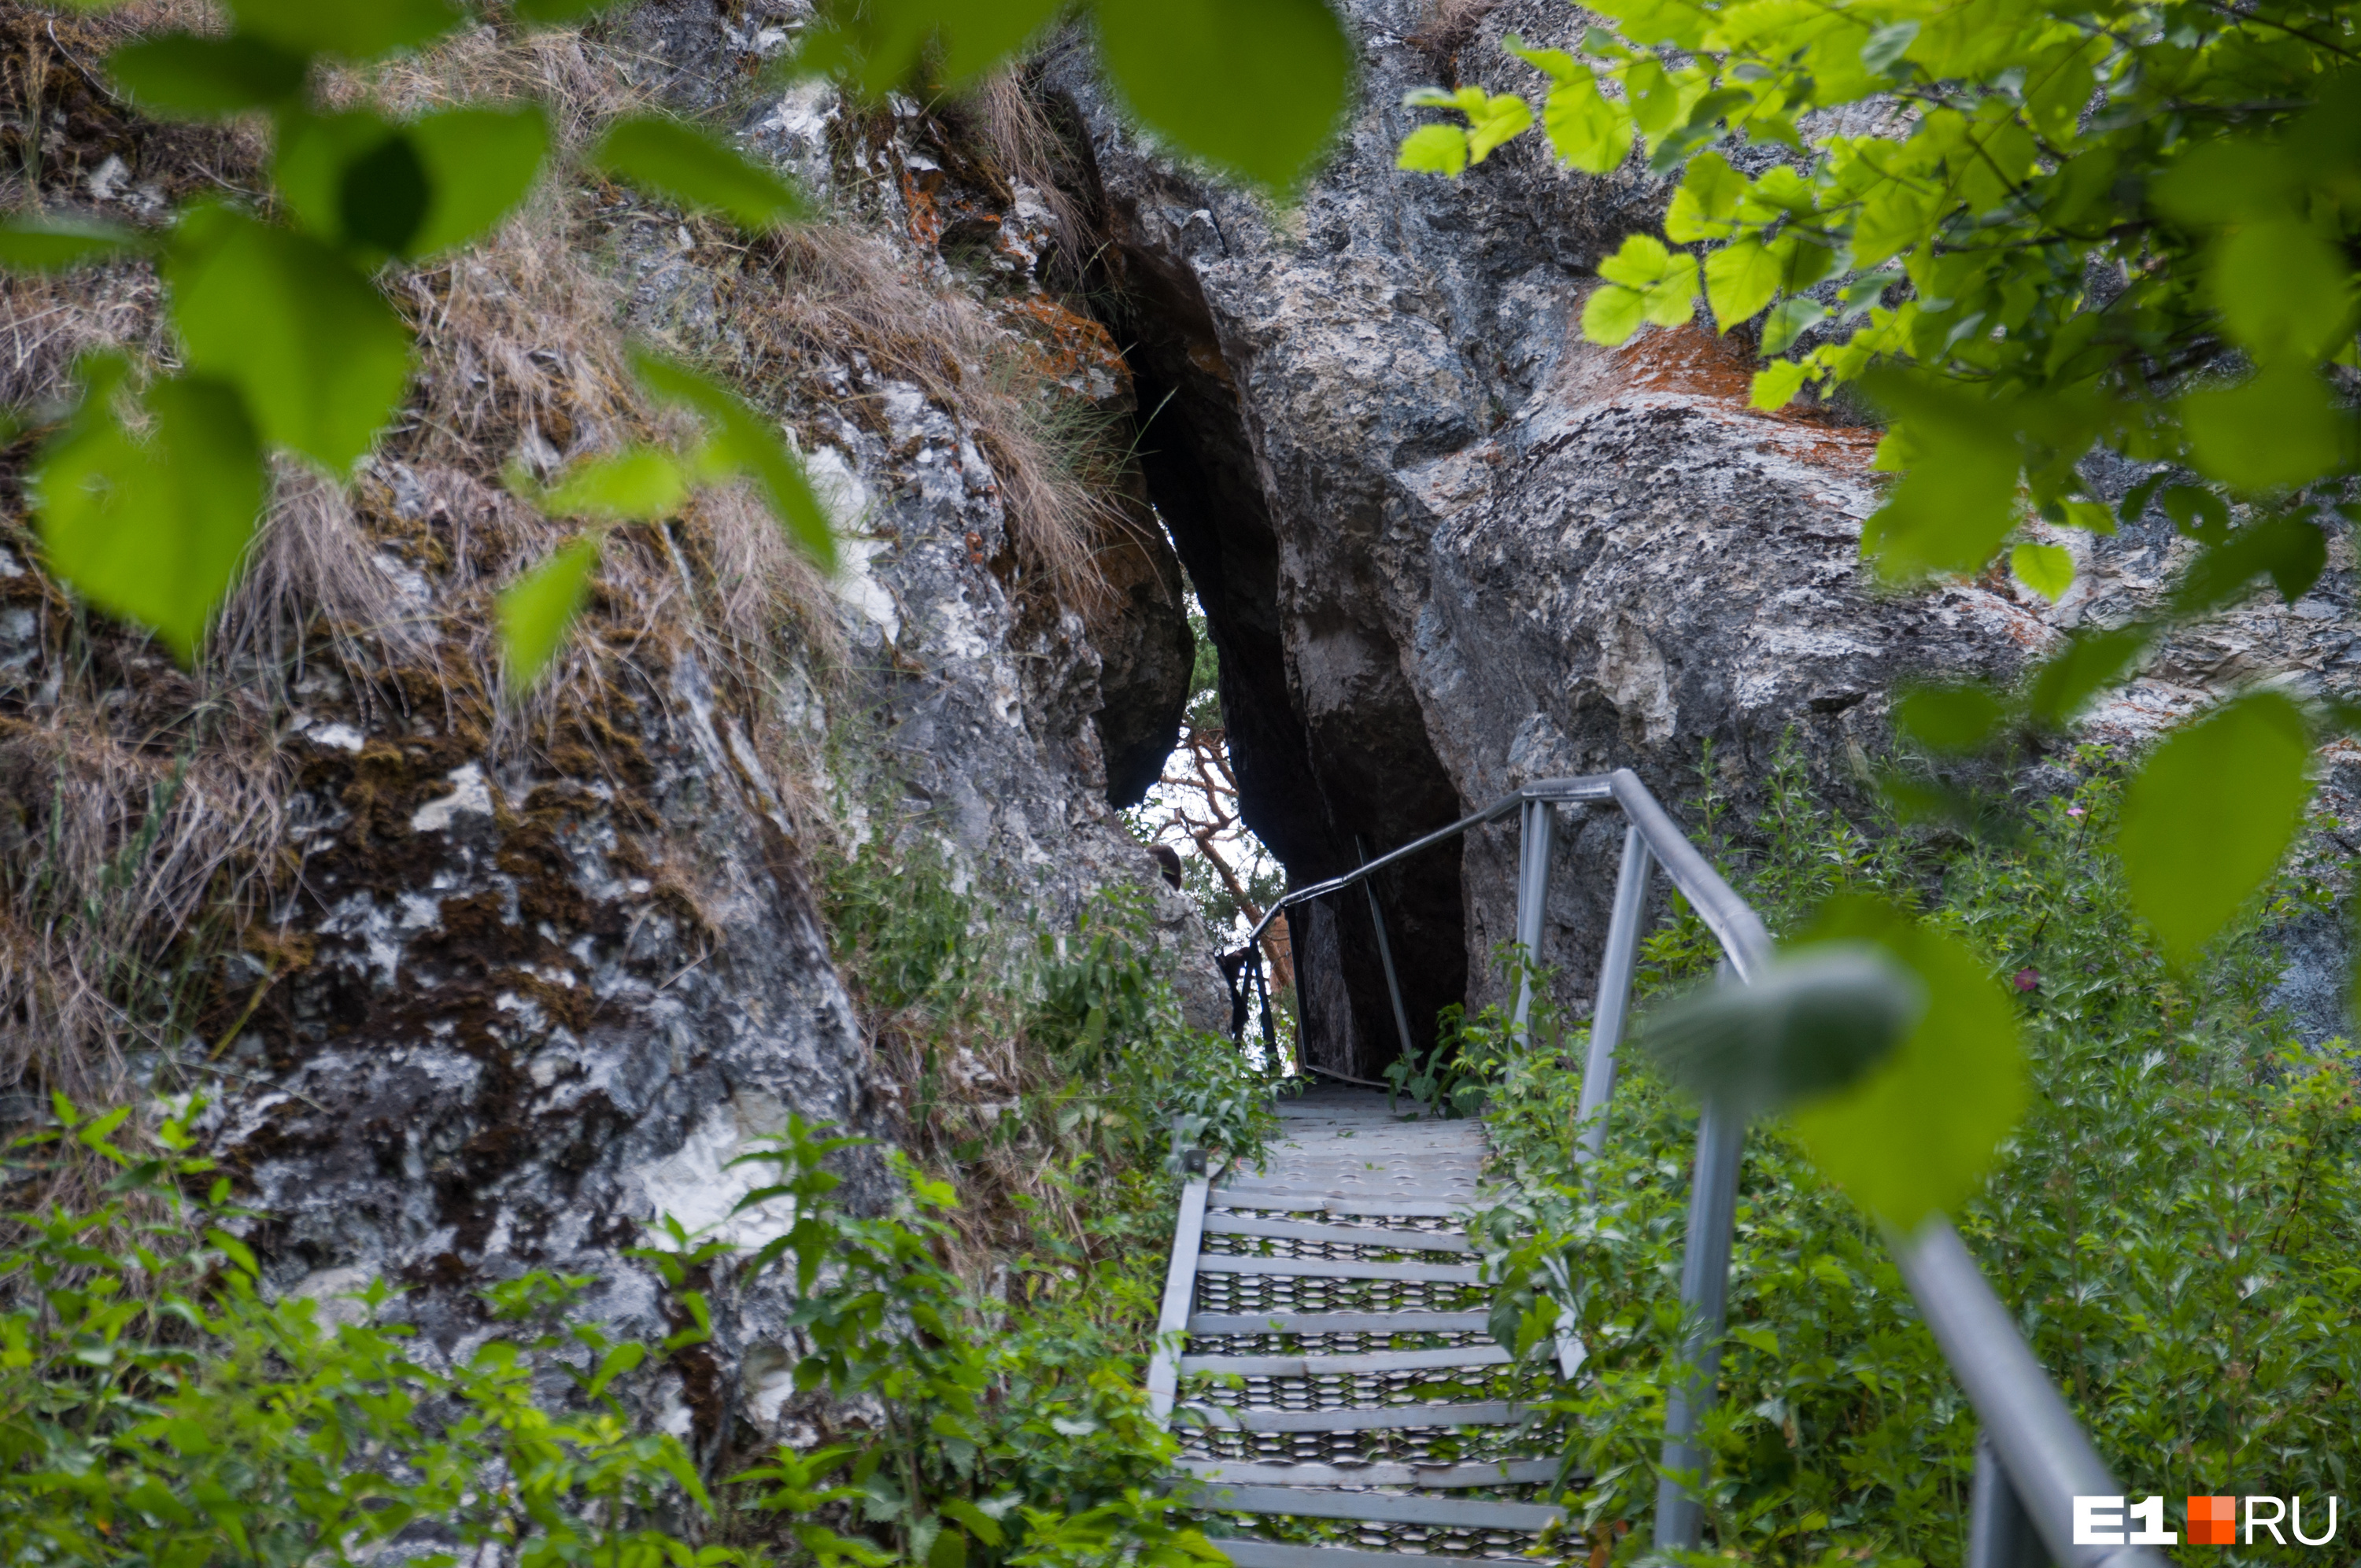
{"left": 0, "top": 0, "right": 1209, "bottom": 1459}
{"left": 1041, "top": 0, "right": 2360, "bottom": 1075}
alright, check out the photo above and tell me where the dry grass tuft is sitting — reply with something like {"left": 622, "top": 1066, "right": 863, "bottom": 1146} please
{"left": 0, "top": 698, "right": 290, "bottom": 1102}
{"left": 742, "top": 223, "right": 1114, "bottom": 611}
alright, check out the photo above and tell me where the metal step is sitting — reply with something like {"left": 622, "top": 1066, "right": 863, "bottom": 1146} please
{"left": 1174, "top": 1400, "right": 1528, "bottom": 1433}
{"left": 1213, "top": 1540, "right": 1566, "bottom": 1568}
{"left": 1195, "top": 1255, "right": 1480, "bottom": 1286}
{"left": 1179, "top": 1345, "right": 1513, "bottom": 1378}
{"left": 1195, "top": 1485, "right": 1563, "bottom": 1531}
{"left": 1203, "top": 1214, "right": 1472, "bottom": 1253}
{"left": 1180, "top": 1458, "right": 1564, "bottom": 1489}
{"left": 1186, "top": 1309, "right": 1492, "bottom": 1337}
{"left": 1217, "top": 1186, "right": 1482, "bottom": 1209}
{"left": 1211, "top": 1195, "right": 1474, "bottom": 1220}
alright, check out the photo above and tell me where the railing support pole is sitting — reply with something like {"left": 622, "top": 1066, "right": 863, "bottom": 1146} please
{"left": 1967, "top": 1433, "right": 2049, "bottom": 1568}
{"left": 1510, "top": 799, "right": 1556, "bottom": 1036}
{"left": 1575, "top": 825, "right": 1652, "bottom": 1164}
{"left": 1654, "top": 1100, "right": 1744, "bottom": 1551}
{"left": 1355, "top": 836, "right": 1420, "bottom": 1076}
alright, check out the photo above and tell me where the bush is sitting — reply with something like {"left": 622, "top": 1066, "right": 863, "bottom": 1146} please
{"left": 0, "top": 825, "right": 1261, "bottom": 1566}
{"left": 1452, "top": 749, "right": 2359, "bottom": 1565}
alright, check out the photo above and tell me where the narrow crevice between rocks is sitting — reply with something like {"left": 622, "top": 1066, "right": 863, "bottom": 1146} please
{"left": 1066, "top": 169, "right": 1469, "bottom": 1080}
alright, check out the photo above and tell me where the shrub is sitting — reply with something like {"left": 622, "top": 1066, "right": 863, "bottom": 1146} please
{"left": 1453, "top": 750, "right": 2359, "bottom": 1565}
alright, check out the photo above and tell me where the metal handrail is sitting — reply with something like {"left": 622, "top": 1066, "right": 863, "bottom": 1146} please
{"left": 1220, "top": 766, "right": 2163, "bottom": 1567}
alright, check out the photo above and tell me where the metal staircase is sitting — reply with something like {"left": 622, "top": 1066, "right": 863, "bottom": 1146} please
{"left": 1147, "top": 1086, "right": 1572, "bottom": 1564}
{"left": 1163, "top": 768, "right": 2170, "bottom": 1568}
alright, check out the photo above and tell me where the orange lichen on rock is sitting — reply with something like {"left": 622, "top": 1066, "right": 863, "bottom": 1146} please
{"left": 1605, "top": 320, "right": 1882, "bottom": 469}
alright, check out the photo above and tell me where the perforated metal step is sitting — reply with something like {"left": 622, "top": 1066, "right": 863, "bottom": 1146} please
{"left": 1151, "top": 1087, "right": 1576, "bottom": 1566}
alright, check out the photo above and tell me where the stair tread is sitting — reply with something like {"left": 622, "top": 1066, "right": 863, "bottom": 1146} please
{"left": 1195, "top": 1485, "right": 1563, "bottom": 1530}
{"left": 1195, "top": 1253, "right": 1480, "bottom": 1285}
{"left": 1179, "top": 1458, "right": 1563, "bottom": 1489}
{"left": 1187, "top": 1309, "right": 1493, "bottom": 1337}
{"left": 1174, "top": 1400, "right": 1529, "bottom": 1433}
{"left": 1180, "top": 1345, "right": 1513, "bottom": 1377}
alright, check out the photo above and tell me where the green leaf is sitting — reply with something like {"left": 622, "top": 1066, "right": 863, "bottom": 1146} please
{"left": 1517, "top": 56, "right": 1632, "bottom": 175}
{"left": 2180, "top": 361, "right": 2351, "bottom": 492}
{"left": 0, "top": 215, "right": 145, "bottom": 271}
{"left": 590, "top": 116, "right": 811, "bottom": 232}
{"left": 1642, "top": 943, "right": 1926, "bottom": 1118}
{"left": 1859, "top": 19, "right": 1918, "bottom": 74}
{"left": 1893, "top": 682, "right": 2003, "bottom": 754}
{"left": 2208, "top": 216, "right": 2355, "bottom": 365}
{"left": 1705, "top": 237, "right": 1779, "bottom": 330}
{"left": 224, "top": 0, "right": 463, "bottom": 59}
{"left": 1596, "top": 233, "right": 1698, "bottom": 327}
{"left": 1396, "top": 124, "right": 1469, "bottom": 176}
{"left": 2160, "top": 483, "right": 2230, "bottom": 544}
{"left": 1664, "top": 149, "right": 1746, "bottom": 241}
{"left": 2173, "top": 515, "right": 2326, "bottom": 614}
{"left": 796, "top": 0, "right": 1065, "bottom": 94}
{"left": 940, "top": 1500, "right": 1005, "bottom": 1548}
{"left": 31, "top": 366, "right": 268, "bottom": 662}
{"left": 1857, "top": 371, "right": 2022, "bottom": 581}
{"left": 405, "top": 106, "right": 552, "bottom": 256}
{"left": 538, "top": 447, "right": 689, "bottom": 520}
{"left": 2058, "top": 499, "right": 2114, "bottom": 534}
{"left": 500, "top": 535, "right": 602, "bottom": 688}
{"left": 1785, "top": 897, "right": 2026, "bottom": 1230}
{"left": 2010, "top": 541, "right": 2073, "bottom": 600}
{"left": 1582, "top": 283, "right": 1648, "bottom": 345}
{"left": 1093, "top": 0, "right": 1350, "bottom": 192}
{"left": 1750, "top": 359, "right": 1811, "bottom": 409}
{"left": 281, "top": 106, "right": 549, "bottom": 260}
{"left": 2118, "top": 691, "right": 2314, "bottom": 965}
{"left": 630, "top": 349, "right": 837, "bottom": 570}
{"left": 513, "top": 0, "right": 633, "bottom": 21}
{"left": 1465, "top": 91, "right": 1534, "bottom": 162}
{"left": 105, "top": 32, "right": 310, "bottom": 117}
{"left": 1760, "top": 296, "right": 1826, "bottom": 355}
{"left": 164, "top": 208, "right": 413, "bottom": 472}
{"left": 2151, "top": 136, "right": 2293, "bottom": 228}
{"left": 2027, "top": 624, "right": 2149, "bottom": 726}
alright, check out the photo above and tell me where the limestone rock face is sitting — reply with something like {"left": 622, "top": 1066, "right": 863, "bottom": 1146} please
{"left": 1044, "top": 0, "right": 2357, "bottom": 1072}
{"left": 2, "top": 0, "right": 1214, "bottom": 1461}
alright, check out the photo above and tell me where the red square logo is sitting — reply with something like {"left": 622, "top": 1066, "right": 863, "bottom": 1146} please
{"left": 2189, "top": 1496, "right": 2236, "bottom": 1546}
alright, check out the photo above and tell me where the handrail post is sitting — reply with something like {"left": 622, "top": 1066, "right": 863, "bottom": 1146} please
{"left": 1357, "top": 836, "right": 1419, "bottom": 1077}
{"left": 1967, "top": 1433, "right": 2048, "bottom": 1568}
{"left": 1653, "top": 1098, "right": 1744, "bottom": 1551}
{"left": 1575, "top": 825, "right": 1652, "bottom": 1164}
{"left": 1510, "top": 797, "right": 1556, "bottom": 1036}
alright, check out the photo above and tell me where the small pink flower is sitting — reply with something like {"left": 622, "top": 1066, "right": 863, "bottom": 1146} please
{"left": 2012, "top": 968, "right": 2041, "bottom": 993}
{"left": 2065, "top": 805, "right": 2086, "bottom": 819}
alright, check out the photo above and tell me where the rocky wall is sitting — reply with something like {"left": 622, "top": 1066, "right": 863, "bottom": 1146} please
{"left": 1044, "top": 0, "right": 2360, "bottom": 1072}
{"left": 0, "top": 0, "right": 1214, "bottom": 1462}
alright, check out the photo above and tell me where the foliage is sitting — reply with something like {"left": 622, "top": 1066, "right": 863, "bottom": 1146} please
{"left": 1396, "top": 0, "right": 2361, "bottom": 1046}
{"left": 4, "top": 0, "right": 835, "bottom": 688}
{"left": 1449, "top": 753, "right": 2359, "bottom": 1563}
{"left": 796, "top": 0, "right": 1350, "bottom": 192}
{"left": 817, "top": 816, "right": 1277, "bottom": 1180}
{"left": 0, "top": 796, "right": 1268, "bottom": 1565}
{"left": 0, "top": 1098, "right": 745, "bottom": 1567}
{"left": 727, "top": 1119, "right": 1226, "bottom": 1568}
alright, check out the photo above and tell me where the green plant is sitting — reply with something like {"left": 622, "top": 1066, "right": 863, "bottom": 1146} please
{"left": 727, "top": 1116, "right": 1224, "bottom": 1568}
{"left": 1458, "top": 758, "right": 2360, "bottom": 1564}
{"left": 0, "top": 1097, "right": 747, "bottom": 1566}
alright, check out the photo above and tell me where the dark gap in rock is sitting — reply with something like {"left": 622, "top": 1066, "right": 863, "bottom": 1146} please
{"left": 1057, "top": 142, "right": 1469, "bottom": 1079}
